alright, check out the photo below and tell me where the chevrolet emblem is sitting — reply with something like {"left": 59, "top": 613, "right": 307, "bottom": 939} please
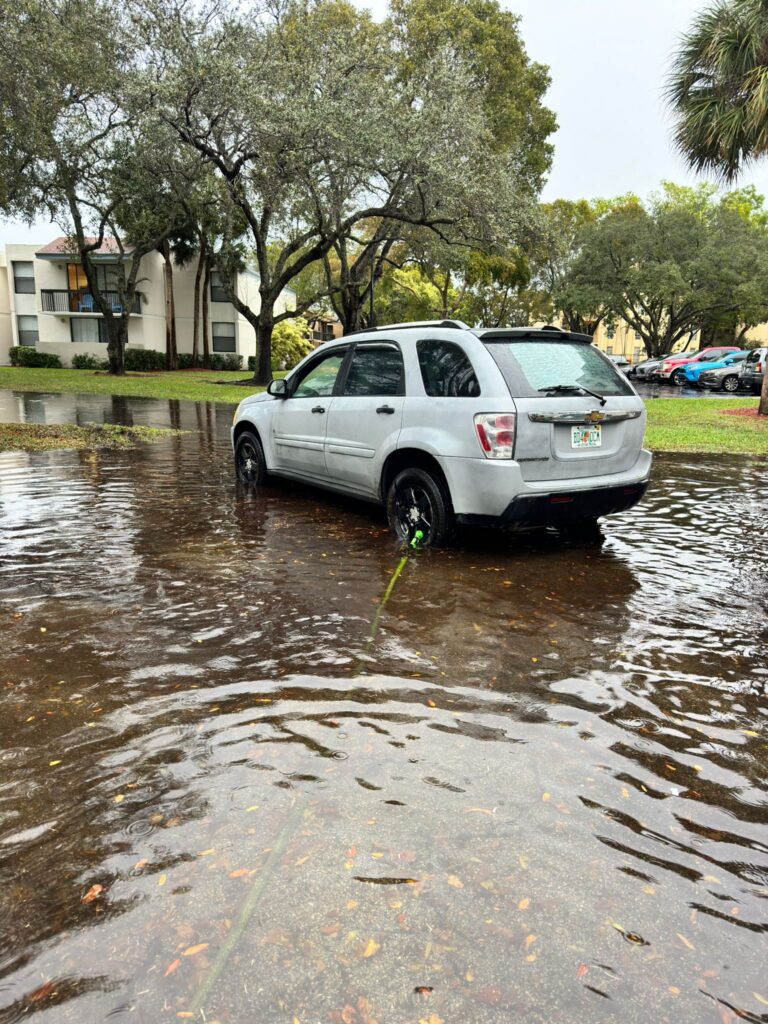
{"left": 586, "top": 411, "right": 605, "bottom": 424}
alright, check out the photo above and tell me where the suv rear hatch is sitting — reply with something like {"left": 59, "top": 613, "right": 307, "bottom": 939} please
{"left": 479, "top": 330, "right": 645, "bottom": 483}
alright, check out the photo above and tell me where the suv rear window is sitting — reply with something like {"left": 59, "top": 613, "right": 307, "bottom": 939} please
{"left": 484, "top": 340, "right": 634, "bottom": 398}
{"left": 746, "top": 350, "right": 763, "bottom": 364}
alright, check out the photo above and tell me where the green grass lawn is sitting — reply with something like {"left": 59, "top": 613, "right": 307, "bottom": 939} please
{"left": 0, "top": 367, "right": 766, "bottom": 455}
{"left": 0, "top": 367, "right": 264, "bottom": 404}
{"left": 0, "top": 422, "right": 181, "bottom": 453}
{"left": 644, "top": 396, "right": 767, "bottom": 455}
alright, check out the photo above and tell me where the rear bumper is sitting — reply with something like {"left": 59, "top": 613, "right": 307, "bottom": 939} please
{"left": 456, "top": 479, "right": 650, "bottom": 527}
{"left": 440, "top": 449, "right": 653, "bottom": 524}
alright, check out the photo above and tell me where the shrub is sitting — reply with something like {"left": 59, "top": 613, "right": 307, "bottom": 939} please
{"left": 72, "top": 353, "right": 109, "bottom": 370}
{"left": 209, "top": 353, "right": 242, "bottom": 371}
{"left": 177, "top": 353, "right": 195, "bottom": 369}
{"left": 124, "top": 348, "right": 166, "bottom": 372}
{"left": 9, "top": 346, "right": 62, "bottom": 368}
{"left": 246, "top": 320, "right": 314, "bottom": 374}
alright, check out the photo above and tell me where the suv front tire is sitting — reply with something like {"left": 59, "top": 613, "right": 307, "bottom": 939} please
{"left": 234, "top": 430, "right": 267, "bottom": 486}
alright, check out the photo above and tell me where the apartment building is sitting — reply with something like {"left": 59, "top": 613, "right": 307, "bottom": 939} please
{"left": 0, "top": 239, "right": 296, "bottom": 366}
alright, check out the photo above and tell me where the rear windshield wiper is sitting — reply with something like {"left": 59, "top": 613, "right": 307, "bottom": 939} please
{"left": 537, "top": 383, "right": 606, "bottom": 406}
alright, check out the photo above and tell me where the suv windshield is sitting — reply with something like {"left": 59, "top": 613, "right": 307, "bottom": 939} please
{"left": 483, "top": 340, "right": 634, "bottom": 399}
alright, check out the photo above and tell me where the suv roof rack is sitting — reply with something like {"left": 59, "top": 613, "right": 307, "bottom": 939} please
{"left": 346, "top": 319, "right": 470, "bottom": 336}
{"left": 472, "top": 326, "right": 593, "bottom": 344}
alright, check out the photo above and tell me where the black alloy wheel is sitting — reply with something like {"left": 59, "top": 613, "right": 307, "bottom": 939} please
{"left": 672, "top": 369, "right": 686, "bottom": 386}
{"left": 386, "top": 467, "right": 455, "bottom": 548}
{"left": 234, "top": 430, "right": 267, "bottom": 486}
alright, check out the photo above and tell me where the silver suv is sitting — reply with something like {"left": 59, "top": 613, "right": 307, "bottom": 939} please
{"left": 231, "top": 321, "right": 652, "bottom": 546}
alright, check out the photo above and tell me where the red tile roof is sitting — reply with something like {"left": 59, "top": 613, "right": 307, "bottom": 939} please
{"left": 36, "top": 236, "right": 135, "bottom": 258}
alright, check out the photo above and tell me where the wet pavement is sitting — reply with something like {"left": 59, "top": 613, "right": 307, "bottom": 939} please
{"left": 1, "top": 390, "right": 767, "bottom": 1024}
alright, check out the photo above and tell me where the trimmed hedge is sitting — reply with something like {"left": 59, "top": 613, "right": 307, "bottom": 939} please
{"left": 124, "top": 348, "right": 166, "bottom": 372}
{"left": 72, "top": 353, "right": 109, "bottom": 370}
{"left": 9, "top": 346, "right": 62, "bottom": 368}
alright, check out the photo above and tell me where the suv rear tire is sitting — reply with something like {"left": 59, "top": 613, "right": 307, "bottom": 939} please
{"left": 386, "top": 467, "right": 455, "bottom": 548}
{"left": 234, "top": 430, "right": 267, "bottom": 486}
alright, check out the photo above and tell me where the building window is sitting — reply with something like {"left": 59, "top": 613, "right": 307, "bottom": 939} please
{"left": 12, "top": 261, "right": 35, "bottom": 294}
{"left": 210, "top": 271, "right": 232, "bottom": 303}
{"left": 212, "top": 322, "right": 236, "bottom": 352}
{"left": 605, "top": 325, "right": 615, "bottom": 339}
{"left": 70, "top": 318, "right": 108, "bottom": 344}
{"left": 634, "top": 330, "right": 642, "bottom": 340}
{"left": 17, "top": 315, "right": 39, "bottom": 346}
{"left": 606, "top": 346, "right": 614, "bottom": 355}
{"left": 633, "top": 347, "right": 642, "bottom": 362}
{"left": 417, "top": 340, "right": 480, "bottom": 397}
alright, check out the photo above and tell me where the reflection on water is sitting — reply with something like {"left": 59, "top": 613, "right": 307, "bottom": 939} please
{"left": 0, "top": 391, "right": 767, "bottom": 1024}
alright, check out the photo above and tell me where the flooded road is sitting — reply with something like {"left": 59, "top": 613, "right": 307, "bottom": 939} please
{"left": 1, "top": 391, "right": 767, "bottom": 1024}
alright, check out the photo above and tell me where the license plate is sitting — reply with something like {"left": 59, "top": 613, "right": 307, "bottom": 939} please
{"left": 571, "top": 425, "right": 602, "bottom": 448}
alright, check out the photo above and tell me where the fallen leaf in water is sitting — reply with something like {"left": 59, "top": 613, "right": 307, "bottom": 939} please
{"left": 81, "top": 884, "right": 105, "bottom": 904}
{"left": 182, "top": 943, "right": 209, "bottom": 957}
{"left": 419, "top": 1015, "right": 444, "bottom": 1024}
{"left": 347, "top": 900, "right": 358, "bottom": 910}
{"left": 415, "top": 986, "right": 434, "bottom": 997}
{"left": 164, "top": 959, "right": 181, "bottom": 977}
{"left": 229, "top": 869, "right": 248, "bottom": 878}
{"left": 447, "top": 875, "right": 464, "bottom": 889}
{"left": 525, "top": 953, "right": 536, "bottom": 962}
{"left": 676, "top": 933, "right": 695, "bottom": 951}
{"left": 524, "top": 934, "right": 537, "bottom": 950}
{"left": 518, "top": 898, "right": 530, "bottom": 910}
{"left": 158, "top": 874, "right": 167, "bottom": 887}
{"left": 27, "top": 981, "right": 56, "bottom": 1003}
{"left": 542, "top": 792, "right": 550, "bottom": 802}
{"left": 114, "top": 794, "right": 124, "bottom": 803}
{"left": 531, "top": 657, "right": 538, "bottom": 663}
{"left": 577, "top": 963, "right": 588, "bottom": 978}
{"left": 668, "top": 986, "right": 680, "bottom": 995}
{"left": 40, "top": 627, "right": 47, "bottom": 633}
{"left": 176, "top": 1014, "right": 194, "bottom": 1019}
{"left": 466, "top": 807, "right": 495, "bottom": 816}
{"left": 362, "top": 938, "right": 380, "bottom": 958}
{"left": 642, "top": 885, "right": 655, "bottom": 895}
{"left": 48, "top": 760, "right": 61, "bottom": 767}
{"left": 371, "top": 852, "right": 384, "bottom": 859}
{"left": 198, "top": 848, "right": 216, "bottom": 857}
{"left": 134, "top": 858, "right": 148, "bottom": 871}
{"left": 741, "top": 730, "right": 759, "bottom": 738}
{"left": 620, "top": 787, "right": 630, "bottom": 799}
{"left": 754, "top": 993, "right": 768, "bottom": 1006}
{"left": 427, "top": 699, "right": 436, "bottom": 707}
{"left": 518, "top": 854, "right": 529, "bottom": 869}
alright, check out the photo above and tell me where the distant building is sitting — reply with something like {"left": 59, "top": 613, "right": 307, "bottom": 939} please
{"left": 0, "top": 239, "right": 296, "bottom": 365}
{"left": 308, "top": 315, "right": 343, "bottom": 346}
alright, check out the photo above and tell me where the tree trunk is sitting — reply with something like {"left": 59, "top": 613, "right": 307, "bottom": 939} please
{"left": 192, "top": 240, "right": 206, "bottom": 367}
{"left": 106, "top": 316, "right": 127, "bottom": 376}
{"left": 161, "top": 240, "right": 178, "bottom": 371}
{"left": 254, "top": 318, "right": 273, "bottom": 386}
{"left": 759, "top": 363, "right": 768, "bottom": 416}
{"left": 202, "top": 262, "right": 211, "bottom": 370}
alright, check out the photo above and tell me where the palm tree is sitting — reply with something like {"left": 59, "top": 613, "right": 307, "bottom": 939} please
{"left": 668, "top": 0, "right": 768, "bottom": 414}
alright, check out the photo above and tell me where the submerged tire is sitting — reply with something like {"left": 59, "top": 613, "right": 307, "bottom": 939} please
{"left": 234, "top": 429, "right": 267, "bottom": 486}
{"left": 386, "top": 467, "right": 455, "bottom": 548}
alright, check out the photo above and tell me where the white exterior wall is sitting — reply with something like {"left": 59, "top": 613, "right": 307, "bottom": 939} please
{"left": 0, "top": 243, "right": 297, "bottom": 367}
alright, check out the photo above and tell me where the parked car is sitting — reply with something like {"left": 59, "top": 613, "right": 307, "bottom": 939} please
{"left": 739, "top": 347, "right": 767, "bottom": 394}
{"left": 231, "top": 321, "right": 652, "bottom": 546}
{"left": 684, "top": 350, "right": 748, "bottom": 387}
{"left": 629, "top": 353, "right": 677, "bottom": 381}
{"left": 652, "top": 346, "right": 741, "bottom": 385}
{"left": 606, "top": 354, "right": 631, "bottom": 374}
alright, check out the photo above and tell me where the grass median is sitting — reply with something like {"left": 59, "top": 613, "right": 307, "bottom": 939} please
{"left": 0, "top": 366, "right": 264, "bottom": 404}
{"left": 0, "top": 367, "right": 766, "bottom": 456}
{"left": 0, "top": 422, "right": 182, "bottom": 453}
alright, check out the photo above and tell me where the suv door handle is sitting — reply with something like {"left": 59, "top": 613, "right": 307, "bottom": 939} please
{"left": 311, "top": 405, "right": 325, "bottom": 414}
{"left": 376, "top": 405, "right": 395, "bottom": 414}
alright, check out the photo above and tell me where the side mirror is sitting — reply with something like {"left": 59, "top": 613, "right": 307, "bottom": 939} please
{"left": 723, "top": 358, "right": 733, "bottom": 365}
{"left": 267, "top": 378, "right": 289, "bottom": 398}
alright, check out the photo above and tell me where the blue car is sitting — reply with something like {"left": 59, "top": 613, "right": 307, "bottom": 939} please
{"left": 684, "top": 350, "right": 748, "bottom": 386}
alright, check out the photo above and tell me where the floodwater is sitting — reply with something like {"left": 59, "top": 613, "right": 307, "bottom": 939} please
{"left": 1, "top": 390, "right": 766, "bottom": 1024}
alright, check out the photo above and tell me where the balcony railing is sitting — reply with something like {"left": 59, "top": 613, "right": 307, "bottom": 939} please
{"left": 40, "top": 289, "right": 141, "bottom": 315}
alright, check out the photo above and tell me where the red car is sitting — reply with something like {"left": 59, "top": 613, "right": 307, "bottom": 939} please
{"left": 652, "top": 346, "right": 741, "bottom": 385}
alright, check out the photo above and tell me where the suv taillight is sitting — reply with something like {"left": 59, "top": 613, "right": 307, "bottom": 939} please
{"left": 757, "top": 361, "right": 763, "bottom": 373}
{"left": 474, "top": 413, "right": 516, "bottom": 460}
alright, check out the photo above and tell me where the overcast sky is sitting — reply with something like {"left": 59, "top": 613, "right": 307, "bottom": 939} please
{"left": 3, "top": 0, "right": 766, "bottom": 248}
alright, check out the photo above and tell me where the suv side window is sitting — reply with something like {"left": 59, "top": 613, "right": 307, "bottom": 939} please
{"left": 417, "top": 340, "right": 480, "bottom": 397}
{"left": 343, "top": 344, "right": 404, "bottom": 396}
{"left": 292, "top": 350, "right": 346, "bottom": 398}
